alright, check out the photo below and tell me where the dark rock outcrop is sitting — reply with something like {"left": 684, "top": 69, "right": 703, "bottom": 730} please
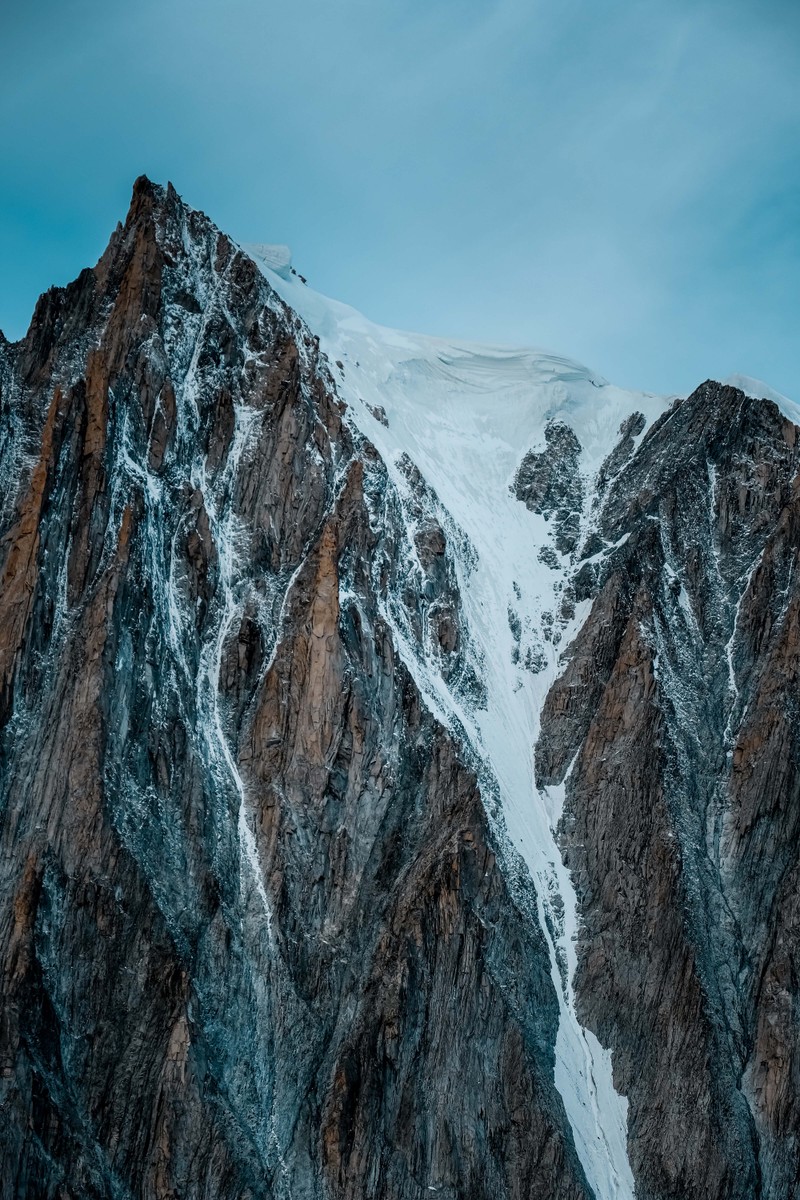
{"left": 514, "top": 421, "right": 584, "bottom": 554}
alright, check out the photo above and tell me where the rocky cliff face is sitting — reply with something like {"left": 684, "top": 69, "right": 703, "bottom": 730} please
{"left": 538, "top": 384, "right": 800, "bottom": 1199}
{"left": 0, "top": 180, "right": 798, "bottom": 1200}
{"left": 0, "top": 180, "right": 591, "bottom": 1200}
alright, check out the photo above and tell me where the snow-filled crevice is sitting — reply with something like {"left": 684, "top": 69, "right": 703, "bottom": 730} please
{"left": 247, "top": 251, "right": 673, "bottom": 1198}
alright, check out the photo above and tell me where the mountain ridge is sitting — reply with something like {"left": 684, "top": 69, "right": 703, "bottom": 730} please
{"left": 0, "top": 176, "right": 798, "bottom": 1200}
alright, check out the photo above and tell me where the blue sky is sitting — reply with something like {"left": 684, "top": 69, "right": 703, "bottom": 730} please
{"left": 2, "top": 0, "right": 798, "bottom": 397}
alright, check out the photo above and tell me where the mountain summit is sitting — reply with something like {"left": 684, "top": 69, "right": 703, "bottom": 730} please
{"left": 0, "top": 178, "right": 798, "bottom": 1200}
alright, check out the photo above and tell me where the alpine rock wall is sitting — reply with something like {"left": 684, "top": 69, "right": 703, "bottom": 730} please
{"left": 0, "top": 179, "right": 798, "bottom": 1200}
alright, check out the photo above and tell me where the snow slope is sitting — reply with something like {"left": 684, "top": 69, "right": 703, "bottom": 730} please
{"left": 245, "top": 246, "right": 670, "bottom": 1198}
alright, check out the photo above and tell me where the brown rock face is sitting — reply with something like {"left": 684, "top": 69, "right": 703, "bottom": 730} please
{"left": 538, "top": 383, "right": 800, "bottom": 1198}
{"left": 0, "top": 181, "right": 591, "bottom": 1199}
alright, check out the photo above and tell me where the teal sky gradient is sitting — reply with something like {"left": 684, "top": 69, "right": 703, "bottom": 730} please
{"left": 1, "top": 0, "right": 798, "bottom": 397}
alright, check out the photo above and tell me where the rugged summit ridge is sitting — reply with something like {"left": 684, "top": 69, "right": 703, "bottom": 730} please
{"left": 0, "top": 179, "right": 798, "bottom": 1199}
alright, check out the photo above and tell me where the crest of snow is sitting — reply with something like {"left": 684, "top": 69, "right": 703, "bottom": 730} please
{"left": 246, "top": 251, "right": 675, "bottom": 1197}
{"left": 244, "top": 243, "right": 293, "bottom": 279}
{"left": 724, "top": 373, "right": 800, "bottom": 424}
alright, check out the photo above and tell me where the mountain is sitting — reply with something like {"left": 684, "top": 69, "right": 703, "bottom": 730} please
{"left": 0, "top": 177, "right": 797, "bottom": 1200}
